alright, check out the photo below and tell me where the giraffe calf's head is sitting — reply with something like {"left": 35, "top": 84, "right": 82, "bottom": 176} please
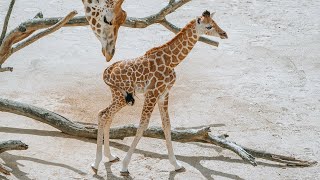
{"left": 196, "top": 10, "right": 228, "bottom": 39}
{"left": 84, "top": 0, "right": 127, "bottom": 62}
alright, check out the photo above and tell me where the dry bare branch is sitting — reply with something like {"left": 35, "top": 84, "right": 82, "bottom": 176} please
{"left": 0, "top": 140, "right": 28, "bottom": 154}
{"left": 12, "top": 10, "right": 78, "bottom": 53}
{"left": 124, "top": 0, "right": 192, "bottom": 28}
{"left": 0, "top": 98, "right": 316, "bottom": 167}
{"left": 0, "top": 66, "right": 13, "bottom": 72}
{"left": 0, "top": 140, "right": 28, "bottom": 175}
{"left": 0, "top": 0, "right": 218, "bottom": 72}
{"left": 0, "top": 0, "right": 16, "bottom": 46}
{"left": 0, "top": 10, "right": 77, "bottom": 70}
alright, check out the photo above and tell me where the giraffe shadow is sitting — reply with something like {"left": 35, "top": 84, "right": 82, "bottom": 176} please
{"left": 0, "top": 126, "right": 96, "bottom": 143}
{"left": 0, "top": 152, "right": 86, "bottom": 180}
{"left": 108, "top": 141, "right": 288, "bottom": 180}
{"left": 0, "top": 126, "right": 291, "bottom": 179}
{"left": 73, "top": 122, "right": 226, "bottom": 130}
{"left": 103, "top": 162, "right": 133, "bottom": 180}
{"left": 0, "top": 174, "right": 9, "bottom": 180}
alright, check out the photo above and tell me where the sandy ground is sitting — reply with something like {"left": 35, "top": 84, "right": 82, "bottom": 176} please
{"left": 1, "top": 0, "right": 320, "bottom": 179}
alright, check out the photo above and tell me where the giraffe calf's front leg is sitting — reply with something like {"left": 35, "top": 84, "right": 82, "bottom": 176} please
{"left": 158, "top": 93, "right": 185, "bottom": 172}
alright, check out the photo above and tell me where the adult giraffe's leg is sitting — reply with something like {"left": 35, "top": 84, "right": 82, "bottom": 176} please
{"left": 158, "top": 93, "right": 184, "bottom": 171}
{"left": 91, "top": 88, "right": 126, "bottom": 173}
{"left": 120, "top": 92, "right": 157, "bottom": 176}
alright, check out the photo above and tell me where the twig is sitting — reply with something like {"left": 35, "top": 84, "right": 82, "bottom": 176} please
{"left": 0, "top": 140, "right": 28, "bottom": 175}
{"left": 0, "top": 0, "right": 16, "bottom": 46}
{"left": 123, "top": 0, "right": 192, "bottom": 28}
{"left": 0, "top": 98, "right": 316, "bottom": 167}
{"left": 12, "top": 10, "right": 78, "bottom": 53}
{"left": 33, "top": 12, "right": 43, "bottom": 19}
{"left": 0, "top": 66, "right": 13, "bottom": 72}
{"left": 0, "top": 140, "right": 28, "bottom": 154}
{"left": 243, "top": 147, "right": 317, "bottom": 167}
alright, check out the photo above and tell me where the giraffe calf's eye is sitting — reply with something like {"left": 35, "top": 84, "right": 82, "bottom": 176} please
{"left": 104, "top": 16, "right": 113, "bottom": 25}
{"left": 206, "top": 26, "right": 212, "bottom": 30}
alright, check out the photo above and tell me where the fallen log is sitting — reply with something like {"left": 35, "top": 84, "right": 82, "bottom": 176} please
{"left": 0, "top": 140, "right": 28, "bottom": 175}
{"left": 0, "top": 98, "right": 316, "bottom": 168}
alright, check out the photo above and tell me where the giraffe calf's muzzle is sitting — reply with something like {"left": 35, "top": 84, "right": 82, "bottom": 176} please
{"left": 219, "top": 32, "right": 228, "bottom": 39}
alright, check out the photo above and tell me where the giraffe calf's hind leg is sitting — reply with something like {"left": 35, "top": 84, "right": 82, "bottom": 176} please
{"left": 104, "top": 117, "right": 120, "bottom": 162}
{"left": 91, "top": 115, "right": 105, "bottom": 173}
{"left": 159, "top": 94, "right": 184, "bottom": 172}
{"left": 91, "top": 88, "right": 126, "bottom": 173}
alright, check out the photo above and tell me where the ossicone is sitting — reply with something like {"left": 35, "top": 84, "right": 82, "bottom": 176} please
{"left": 202, "top": 10, "right": 210, "bottom": 17}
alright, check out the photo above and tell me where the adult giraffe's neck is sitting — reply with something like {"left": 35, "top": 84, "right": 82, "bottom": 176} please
{"left": 145, "top": 20, "right": 199, "bottom": 68}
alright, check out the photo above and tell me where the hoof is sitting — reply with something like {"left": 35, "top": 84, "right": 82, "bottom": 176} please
{"left": 109, "top": 156, "right": 120, "bottom": 163}
{"left": 175, "top": 166, "right": 186, "bottom": 172}
{"left": 120, "top": 170, "right": 130, "bottom": 176}
{"left": 91, "top": 166, "right": 98, "bottom": 174}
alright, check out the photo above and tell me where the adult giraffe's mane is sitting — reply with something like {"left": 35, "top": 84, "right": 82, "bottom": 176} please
{"left": 145, "top": 19, "right": 197, "bottom": 55}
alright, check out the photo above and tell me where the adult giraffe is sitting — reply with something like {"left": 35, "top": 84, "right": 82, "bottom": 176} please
{"left": 92, "top": 10, "right": 228, "bottom": 176}
{"left": 82, "top": 0, "right": 126, "bottom": 61}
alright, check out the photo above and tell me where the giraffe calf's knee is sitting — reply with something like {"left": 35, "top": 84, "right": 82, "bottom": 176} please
{"left": 125, "top": 92, "right": 135, "bottom": 106}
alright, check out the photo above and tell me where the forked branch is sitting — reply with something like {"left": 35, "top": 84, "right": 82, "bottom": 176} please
{"left": 0, "top": 11, "right": 77, "bottom": 72}
{"left": 12, "top": 11, "right": 78, "bottom": 54}
{"left": 0, "top": 0, "right": 218, "bottom": 72}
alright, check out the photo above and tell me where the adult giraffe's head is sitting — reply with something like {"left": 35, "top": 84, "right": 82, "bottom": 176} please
{"left": 83, "top": 0, "right": 127, "bottom": 62}
{"left": 196, "top": 10, "right": 228, "bottom": 39}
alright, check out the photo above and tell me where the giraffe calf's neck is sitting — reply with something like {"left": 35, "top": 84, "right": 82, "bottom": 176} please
{"left": 145, "top": 20, "right": 199, "bottom": 69}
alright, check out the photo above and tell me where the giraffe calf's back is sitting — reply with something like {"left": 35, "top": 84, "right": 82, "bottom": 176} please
{"left": 103, "top": 55, "right": 176, "bottom": 101}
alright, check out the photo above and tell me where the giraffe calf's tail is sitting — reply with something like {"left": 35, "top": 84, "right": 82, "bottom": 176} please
{"left": 104, "top": 82, "right": 135, "bottom": 106}
{"left": 125, "top": 92, "right": 135, "bottom": 106}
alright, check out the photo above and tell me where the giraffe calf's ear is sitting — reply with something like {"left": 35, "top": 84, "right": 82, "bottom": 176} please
{"left": 202, "top": 10, "right": 211, "bottom": 17}
{"left": 210, "top": 12, "right": 216, "bottom": 18}
{"left": 197, "top": 17, "right": 201, "bottom": 24}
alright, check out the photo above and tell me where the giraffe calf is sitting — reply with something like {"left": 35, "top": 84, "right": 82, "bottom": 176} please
{"left": 91, "top": 10, "right": 228, "bottom": 176}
